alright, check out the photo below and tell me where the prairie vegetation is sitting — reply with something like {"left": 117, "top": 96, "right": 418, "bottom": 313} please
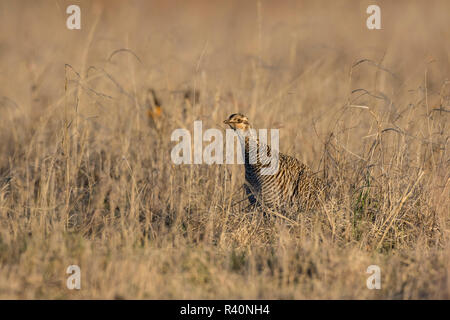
{"left": 0, "top": 0, "right": 448, "bottom": 299}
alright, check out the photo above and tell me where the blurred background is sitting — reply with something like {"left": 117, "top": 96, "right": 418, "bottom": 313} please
{"left": 1, "top": 0, "right": 449, "bottom": 161}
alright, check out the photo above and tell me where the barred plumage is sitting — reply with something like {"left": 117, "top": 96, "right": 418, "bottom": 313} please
{"left": 224, "top": 113, "right": 324, "bottom": 212}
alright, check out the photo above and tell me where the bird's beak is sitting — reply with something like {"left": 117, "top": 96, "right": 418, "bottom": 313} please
{"left": 223, "top": 119, "right": 230, "bottom": 124}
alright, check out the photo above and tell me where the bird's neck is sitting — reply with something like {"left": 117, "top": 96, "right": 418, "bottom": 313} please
{"left": 236, "top": 129, "right": 258, "bottom": 149}
{"left": 236, "top": 129, "right": 267, "bottom": 166}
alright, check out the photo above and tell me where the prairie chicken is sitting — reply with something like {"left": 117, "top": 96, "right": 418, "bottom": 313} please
{"left": 146, "top": 88, "right": 162, "bottom": 122}
{"left": 223, "top": 113, "right": 324, "bottom": 213}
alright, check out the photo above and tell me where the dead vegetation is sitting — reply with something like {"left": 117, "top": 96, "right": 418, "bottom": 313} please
{"left": 0, "top": 0, "right": 448, "bottom": 299}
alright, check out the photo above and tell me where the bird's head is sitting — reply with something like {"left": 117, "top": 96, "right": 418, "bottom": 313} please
{"left": 223, "top": 113, "right": 251, "bottom": 131}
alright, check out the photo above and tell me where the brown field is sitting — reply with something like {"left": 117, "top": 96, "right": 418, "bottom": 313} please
{"left": 0, "top": 0, "right": 448, "bottom": 299}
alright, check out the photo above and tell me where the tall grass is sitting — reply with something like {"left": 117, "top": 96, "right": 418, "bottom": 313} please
{"left": 0, "top": 0, "right": 448, "bottom": 299}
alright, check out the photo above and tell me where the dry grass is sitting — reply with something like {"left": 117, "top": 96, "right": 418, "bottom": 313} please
{"left": 0, "top": 0, "right": 449, "bottom": 299}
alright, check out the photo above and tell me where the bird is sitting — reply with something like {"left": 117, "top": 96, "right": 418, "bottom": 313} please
{"left": 146, "top": 88, "right": 163, "bottom": 125}
{"left": 223, "top": 113, "right": 324, "bottom": 214}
